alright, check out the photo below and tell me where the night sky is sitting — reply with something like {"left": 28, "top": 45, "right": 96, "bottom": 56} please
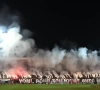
{"left": 0, "top": 1, "right": 98, "bottom": 50}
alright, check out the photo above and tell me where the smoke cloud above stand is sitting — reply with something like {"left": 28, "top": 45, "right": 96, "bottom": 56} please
{"left": 0, "top": 8, "right": 100, "bottom": 77}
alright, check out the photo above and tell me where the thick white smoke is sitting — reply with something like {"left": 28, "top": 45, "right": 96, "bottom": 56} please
{"left": 0, "top": 23, "right": 34, "bottom": 57}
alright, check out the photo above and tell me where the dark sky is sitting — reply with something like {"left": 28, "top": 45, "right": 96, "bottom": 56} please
{"left": 0, "top": 0, "right": 98, "bottom": 50}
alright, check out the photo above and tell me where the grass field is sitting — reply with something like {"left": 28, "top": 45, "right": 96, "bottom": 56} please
{"left": 0, "top": 84, "right": 100, "bottom": 90}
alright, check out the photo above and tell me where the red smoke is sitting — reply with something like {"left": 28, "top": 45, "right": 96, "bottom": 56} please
{"left": 7, "top": 66, "right": 29, "bottom": 78}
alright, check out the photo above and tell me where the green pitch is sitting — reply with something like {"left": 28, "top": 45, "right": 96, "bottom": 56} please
{"left": 0, "top": 84, "right": 100, "bottom": 90}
